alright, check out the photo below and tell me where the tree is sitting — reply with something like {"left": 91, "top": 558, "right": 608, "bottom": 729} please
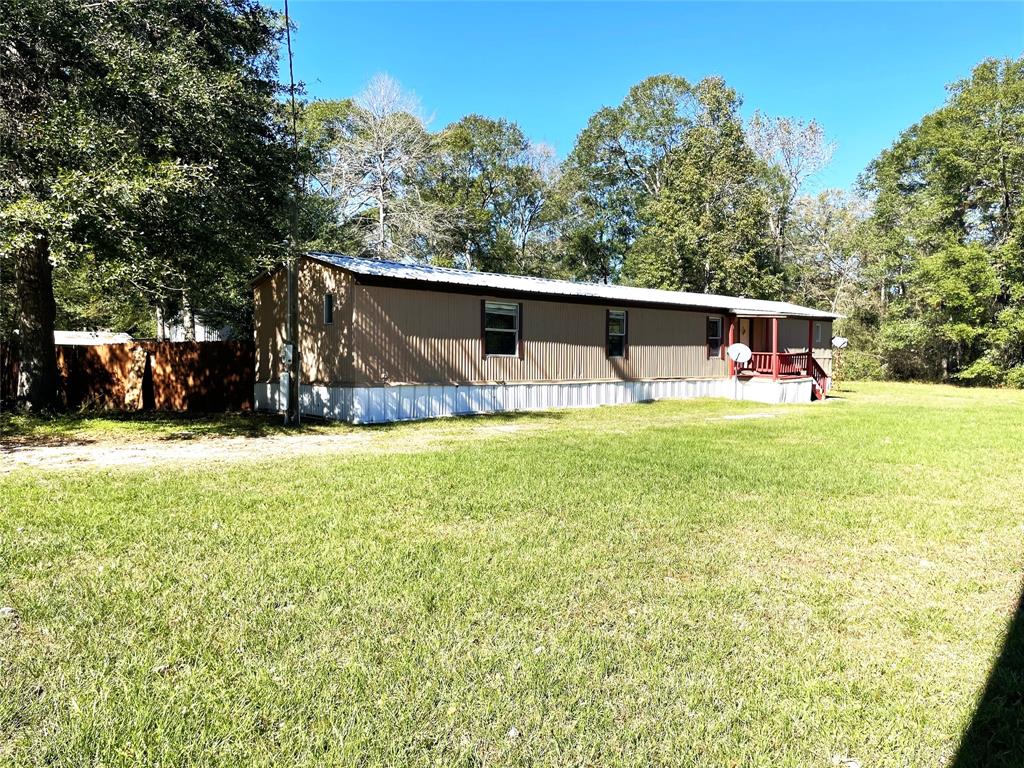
{"left": 559, "top": 75, "right": 701, "bottom": 281}
{"left": 304, "top": 76, "right": 450, "bottom": 260}
{"left": 1, "top": 0, "right": 291, "bottom": 408}
{"left": 53, "top": 256, "right": 155, "bottom": 337}
{"left": 423, "top": 115, "right": 560, "bottom": 274}
{"left": 915, "top": 242, "right": 1001, "bottom": 378}
{"left": 294, "top": 99, "right": 365, "bottom": 254}
{"left": 861, "top": 56, "right": 1024, "bottom": 381}
{"left": 622, "top": 78, "right": 782, "bottom": 298}
{"left": 787, "top": 190, "right": 869, "bottom": 313}
{"left": 747, "top": 112, "right": 835, "bottom": 268}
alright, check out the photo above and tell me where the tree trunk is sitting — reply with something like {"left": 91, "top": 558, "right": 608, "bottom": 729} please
{"left": 14, "top": 235, "right": 60, "bottom": 411}
{"left": 776, "top": 204, "right": 789, "bottom": 269}
{"left": 377, "top": 184, "right": 386, "bottom": 257}
{"left": 181, "top": 293, "right": 196, "bottom": 342}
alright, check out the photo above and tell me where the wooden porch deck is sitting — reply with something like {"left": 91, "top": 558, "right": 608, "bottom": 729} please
{"left": 735, "top": 352, "right": 830, "bottom": 400}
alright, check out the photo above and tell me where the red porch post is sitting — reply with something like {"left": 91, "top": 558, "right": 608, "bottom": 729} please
{"left": 771, "top": 317, "right": 780, "bottom": 381}
{"left": 728, "top": 315, "right": 736, "bottom": 376}
{"left": 807, "top": 319, "right": 814, "bottom": 374}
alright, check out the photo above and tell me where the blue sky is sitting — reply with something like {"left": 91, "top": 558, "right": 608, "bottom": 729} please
{"left": 273, "top": 1, "right": 1023, "bottom": 190}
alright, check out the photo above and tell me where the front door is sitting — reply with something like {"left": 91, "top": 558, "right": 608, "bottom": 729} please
{"left": 739, "top": 318, "right": 751, "bottom": 348}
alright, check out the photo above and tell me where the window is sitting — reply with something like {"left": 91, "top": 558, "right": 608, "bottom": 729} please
{"left": 323, "top": 293, "right": 334, "bottom": 325}
{"left": 814, "top": 322, "right": 822, "bottom": 345}
{"left": 707, "top": 316, "right": 724, "bottom": 358}
{"left": 607, "top": 310, "right": 627, "bottom": 358}
{"left": 483, "top": 301, "right": 520, "bottom": 356}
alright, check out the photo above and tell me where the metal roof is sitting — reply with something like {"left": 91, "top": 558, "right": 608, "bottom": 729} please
{"left": 307, "top": 252, "right": 840, "bottom": 320}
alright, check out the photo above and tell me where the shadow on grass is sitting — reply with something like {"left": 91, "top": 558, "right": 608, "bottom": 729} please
{"left": 1, "top": 410, "right": 298, "bottom": 445}
{"left": 952, "top": 584, "right": 1024, "bottom": 768}
{"left": 316, "top": 406, "right": 570, "bottom": 433}
{"left": 1, "top": 405, "right": 572, "bottom": 446}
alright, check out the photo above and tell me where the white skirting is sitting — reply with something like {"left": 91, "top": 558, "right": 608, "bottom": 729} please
{"left": 253, "top": 381, "right": 287, "bottom": 413}
{"left": 254, "top": 376, "right": 814, "bottom": 424}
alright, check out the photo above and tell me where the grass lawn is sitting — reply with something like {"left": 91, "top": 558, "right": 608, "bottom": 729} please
{"left": 1, "top": 382, "right": 1022, "bottom": 767}
{"left": 0, "top": 409, "right": 347, "bottom": 445}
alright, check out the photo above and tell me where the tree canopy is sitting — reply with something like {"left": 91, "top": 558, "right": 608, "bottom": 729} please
{"left": 424, "top": 115, "right": 560, "bottom": 274}
{"left": 858, "top": 56, "right": 1024, "bottom": 383}
{"left": 1, "top": 0, "right": 292, "bottom": 408}
{"left": 622, "top": 77, "right": 781, "bottom": 297}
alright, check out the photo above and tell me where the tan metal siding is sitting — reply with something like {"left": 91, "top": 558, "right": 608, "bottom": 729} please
{"left": 253, "top": 269, "right": 286, "bottom": 383}
{"left": 816, "top": 320, "right": 834, "bottom": 375}
{"left": 298, "top": 259, "right": 354, "bottom": 384}
{"left": 350, "top": 284, "right": 728, "bottom": 386}
{"left": 779, "top": 317, "right": 833, "bottom": 374}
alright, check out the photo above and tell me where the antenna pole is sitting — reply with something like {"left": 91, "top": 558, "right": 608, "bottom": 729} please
{"left": 283, "top": 0, "right": 301, "bottom": 426}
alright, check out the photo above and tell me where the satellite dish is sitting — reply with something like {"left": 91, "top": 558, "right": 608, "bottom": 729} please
{"left": 832, "top": 336, "right": 849, "bottom": 349}
{"left": 727, "top": 343, "right": 752, "bottom": 363}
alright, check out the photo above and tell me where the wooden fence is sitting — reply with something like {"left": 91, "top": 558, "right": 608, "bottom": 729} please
{"left": 1, "top": 340, "right": 254, "bottom": 412}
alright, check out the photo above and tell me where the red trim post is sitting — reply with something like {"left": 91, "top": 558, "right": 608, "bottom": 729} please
{"left": 771, "top": 317, "right": 780, "bottom": 381}
{"left": 807, "top": 319, "right": 814, "bottom": 374}
{"left": 728, "top": 315, "right": 736, "bottom": 376}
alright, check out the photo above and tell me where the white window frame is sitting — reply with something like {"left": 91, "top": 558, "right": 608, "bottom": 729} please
{"left": 324, "top": 293, "right": 334, "bottom": 325}
{"left": 483, "top": 301, "right": 519, "bottom": 357}
{"left": 814, "top": 322, "right": 822, "bottom": 345}
{"left": 707, "top": 316, "right": 724, "bottom": 358}
{"left": 607, "top": 309, "right": 627, "bottom": 358}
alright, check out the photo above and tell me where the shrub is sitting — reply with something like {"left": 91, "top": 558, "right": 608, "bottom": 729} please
{"left": 1004, "top": 366, "right": 1024, "bottom": 389}
{"left": 955, "top": 357, "right": 1004, "bottom": 386}
{"left": 879, "top": 319, "right": 938, "bottom": 380}
{"left": 837, "top": 350, "right": 885, "bottom": 381}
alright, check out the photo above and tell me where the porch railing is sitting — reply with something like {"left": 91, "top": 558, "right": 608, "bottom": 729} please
{"left": 738, "top": 352, "right": 808, "bottom": 375}
{"left": 808, "top": 355, "right": 830, "bottom": 398}
{"left": 779, "top": 352, "right": 809, "bottom": 375}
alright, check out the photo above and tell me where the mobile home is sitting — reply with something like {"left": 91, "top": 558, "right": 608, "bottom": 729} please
{"left": 253, "top": 253, "right": 838, "bottom": 423}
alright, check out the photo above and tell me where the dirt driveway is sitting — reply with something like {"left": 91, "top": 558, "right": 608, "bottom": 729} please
{"left": 0, "top": 422, "right": 542, "bottom": 473}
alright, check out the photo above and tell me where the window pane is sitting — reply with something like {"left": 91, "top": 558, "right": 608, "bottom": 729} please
{"left": 485, "top": 302, "right": 518, "bottom": 331}
{"left": 607, "top": 312, "right": 625, "bottom": 336}
{"left": 485, "top": 311, "right": 517, "bottom": 331}
{"left": 485, "top": 329, "right": 517, "bottom": 356}
{"left": 324, "top": 294, "right": 334, "bottom": 324}
{"left": 487, "top": 301, "right": 518, "bottom": 315}
{"left": 707, "top": 317, "right": 722, "bottom": 356}
{"left": 608, "top": 335, "right": 625, "bottom": 358}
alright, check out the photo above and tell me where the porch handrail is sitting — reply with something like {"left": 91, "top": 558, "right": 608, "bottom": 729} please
{"left": 808, "top": 355, "right": 829, "bottom": 397}
{"left": 738, "top": 352, "right": 808, "bottom": 375}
